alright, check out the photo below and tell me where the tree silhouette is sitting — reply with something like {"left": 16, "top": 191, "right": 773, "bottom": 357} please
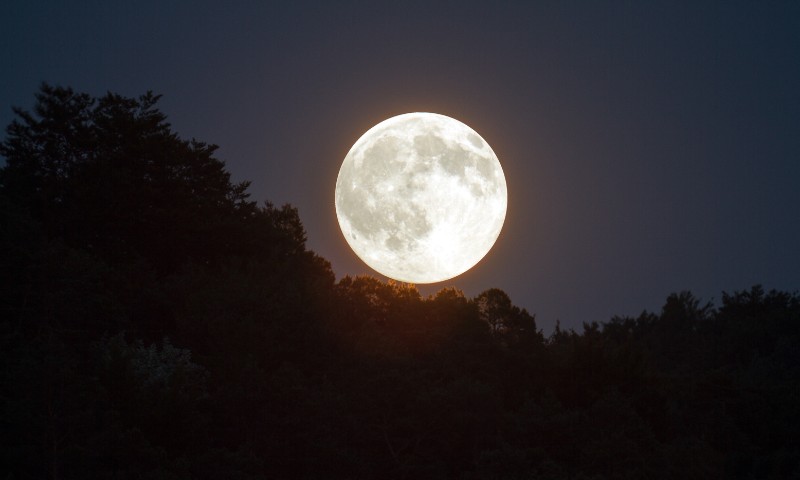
{"left": 2, "top": 85, "right": 798, "bottom": 479}
{"left": 0, "top": 84, "right": 254, "bottom": 274}
{"left": 475, "top": 288, "right": 542, "bottom": 347}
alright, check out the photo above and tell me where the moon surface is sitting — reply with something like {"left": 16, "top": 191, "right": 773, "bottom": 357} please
{"left": 335, "top": 112, "right": 507, "bottom": 283}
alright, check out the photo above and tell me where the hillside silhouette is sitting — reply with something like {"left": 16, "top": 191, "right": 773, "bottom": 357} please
{"left": 2, "top": 85, "right": 798, "bottom": 479}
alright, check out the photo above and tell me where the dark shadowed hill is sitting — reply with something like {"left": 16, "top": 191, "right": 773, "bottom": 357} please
{"left": 2, "top": 86, "right": 798, "bottom": 479}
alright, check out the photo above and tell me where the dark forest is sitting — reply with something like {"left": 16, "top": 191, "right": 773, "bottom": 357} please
{"left": 2, "top": 86, "right": 798, "bottom": 479}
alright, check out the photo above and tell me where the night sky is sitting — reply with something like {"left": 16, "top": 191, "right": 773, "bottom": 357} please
{"left": 2, "top": 1, "right": 798, "bottom": 332}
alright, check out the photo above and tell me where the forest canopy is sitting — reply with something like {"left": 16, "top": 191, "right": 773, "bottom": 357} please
{"left": 1, "top": 85, "right": 798, "bottom": 479}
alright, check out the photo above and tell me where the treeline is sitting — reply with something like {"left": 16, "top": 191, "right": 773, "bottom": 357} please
{"left": 1, "top": 85, "right": 798, "bottom": 479}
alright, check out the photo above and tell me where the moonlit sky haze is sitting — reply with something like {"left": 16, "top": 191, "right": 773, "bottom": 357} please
{"left": 2, "top": 1, "right": 799, "bottom": 332}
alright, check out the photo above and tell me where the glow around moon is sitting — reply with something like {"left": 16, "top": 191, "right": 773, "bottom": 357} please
{"left": 335, "top": 112, "right": 507, "bottom": 283}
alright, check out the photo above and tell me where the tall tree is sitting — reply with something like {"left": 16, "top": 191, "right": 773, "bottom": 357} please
{"left": 0, "top": 84, "right": 255, "bottom": 274}
{"left": 474, "top": 288, "right": 542, "bottom": 347}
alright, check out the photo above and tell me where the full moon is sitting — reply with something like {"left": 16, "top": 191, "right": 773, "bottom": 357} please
{"left": 335, "top": 112, "right": 507, "bottom": 283}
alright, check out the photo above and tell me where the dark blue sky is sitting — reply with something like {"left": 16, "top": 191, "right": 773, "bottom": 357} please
{"left": 3, "top": 1, "right": 799, "bottom": 332}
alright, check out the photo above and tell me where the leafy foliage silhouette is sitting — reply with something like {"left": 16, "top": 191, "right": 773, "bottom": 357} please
{"left": 1, "top": 85, "right": 798, "bottom": 479}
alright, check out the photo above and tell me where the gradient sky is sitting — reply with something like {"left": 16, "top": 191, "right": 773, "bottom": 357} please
{"left": 2, "top": 1, "right": 799, "bottom": 332}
